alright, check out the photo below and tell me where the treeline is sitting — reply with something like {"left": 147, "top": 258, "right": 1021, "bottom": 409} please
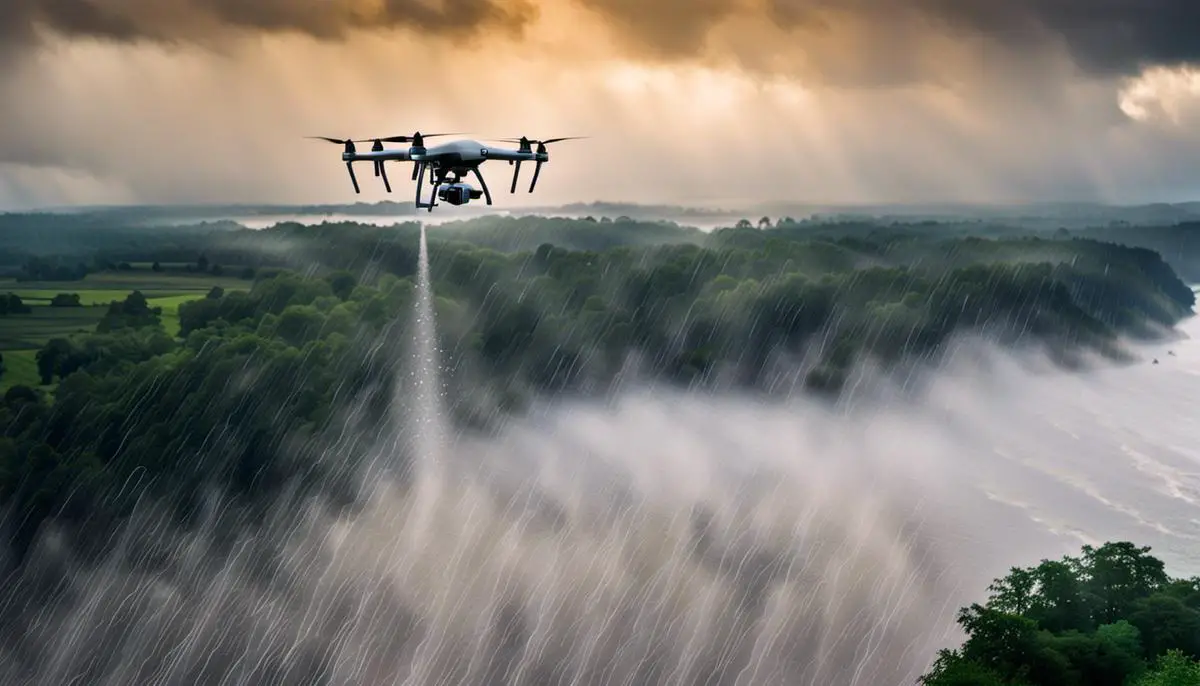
{"left": 922, "top": 541, "right": 1200, "bottom": 686}
{"left": 4, "top": 208, "right": 1200, "bottom": 281}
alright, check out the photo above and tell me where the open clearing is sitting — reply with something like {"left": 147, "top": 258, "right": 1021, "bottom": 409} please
{"left": 0, "top": 271, "right": 249, "bottom": 390}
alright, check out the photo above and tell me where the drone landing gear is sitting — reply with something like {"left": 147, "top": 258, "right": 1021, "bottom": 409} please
{"left": 376, "top": 162, "right": 391, "bottom": 193}
{"left": 470, "top": 168, "right": 493, "bottom": 206}
{"left": 508, "top": 159, "right": 545, "bottom": 194}
{"left": 414, "top": 161, "right": 440, "bottom": 212}
{"left": 372, "top": 140, "right": 392, "bottom": 193}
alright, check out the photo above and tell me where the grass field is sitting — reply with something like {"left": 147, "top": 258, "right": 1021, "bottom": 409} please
{"left": 152, "top": 294, "right": 208, "bottom": 336}
{"left": 11, "top": 289, "right": 199, "bottom": 305}
{"left": 0, "top": 307, "right": 108, "bottom": 349}
{"left": 2, "top": 350, "right": 39, "bottom": 389}
{"left": 4, "top": 270, "right": 250, "bottom": 292}
{"left": 0, "top": 272, "right": 248, "bottom": 390}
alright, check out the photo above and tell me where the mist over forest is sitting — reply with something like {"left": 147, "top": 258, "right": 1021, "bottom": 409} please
{"left": 1, "top": 201, "right": 1199, "bottom": 684}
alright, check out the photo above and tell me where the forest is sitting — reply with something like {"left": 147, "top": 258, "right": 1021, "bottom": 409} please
{"left": 0, "top": 210, "right": 1197, "bottom": 681}
{"left": 2, "top": 217, "right": 1195, "bottom": 548}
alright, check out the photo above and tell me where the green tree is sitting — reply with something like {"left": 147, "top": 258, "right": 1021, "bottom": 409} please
{"left": 921, "top": 650, "right": 1010, "bottom": 685}
{"left": 36, "top": 338, "right": 73, "bottom": 384}
{"left": 1083, "top": 542, "right": 1170, "bottom": 624}
{"left": 327, "top": 270, "right": 358, "bottom": 301}
{"left": 1129, "top": 594, "right": 1200, "bottom": 658}
{"left": 96, "top": 291, "right": 163, "bottom": 333}
{"left": 923, "top": 542, "right": 1200, "bottom": 685}
{"left": 49, "top": 293, "right": 82, "bottom": 307}
{"left": 1134, "top": 650, "right": 1200, "bottom": 686}
{"left": 2, "top": 293, "right": 31, "bottom": 315}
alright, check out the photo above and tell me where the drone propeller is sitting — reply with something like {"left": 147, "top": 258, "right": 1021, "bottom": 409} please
{"left": 307, "top": 136, "right": 357, "bottom": 152}
{"left": 355, "top": 132, "right": 462, "bottom": 145}
{"left": 496, "top": 136, "right": 587, "bottom": 152}
{"left": 494, "top": 136, "right": 586, "bottom": 192}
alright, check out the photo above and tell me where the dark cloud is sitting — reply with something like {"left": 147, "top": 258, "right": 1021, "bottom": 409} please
{"left": 576, "top": 0, "right": 1200, "bottom": 79}
{"left": 573, "top": 0, "right": 738, "bottom": 56}
{"left": 0, "top": 0, "right": 536, "bottom": 47}
{"left": 5, "top": 0, "right": 1199, "bottom": 83}
{"left": 895, "top": 0, "right": 1200, "bottom": 76}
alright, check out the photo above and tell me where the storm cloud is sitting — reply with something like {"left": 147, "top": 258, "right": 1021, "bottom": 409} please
{"left": 557, "top": 0, "right": 1200, "bottom": 89}
{"left": 0, "top": 0, "right": 536, "bottom": 48}
{"left": 5, "top": 0, "right": 1199, "bottom": 80}
{"left": 0, "top": 0, "right": 1199, "bottom": 209}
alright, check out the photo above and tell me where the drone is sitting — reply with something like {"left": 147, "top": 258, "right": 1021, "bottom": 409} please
{"left": 307, "top": 131, "right": 584, "bottom": 212}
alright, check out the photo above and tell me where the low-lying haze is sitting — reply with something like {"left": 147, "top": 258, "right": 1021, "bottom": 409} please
{"left": 2, "top": 294, "right": 1197, "bottom": 684}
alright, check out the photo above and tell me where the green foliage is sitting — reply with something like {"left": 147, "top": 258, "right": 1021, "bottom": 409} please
{"left": 0, "top": 217, "right": 1194, "bottom": 577}
{"left": 0, "top": 294, "right": 32, "bottom": 316}
{"left": 922, "top": 542, "right": 1200, "bottom": 686}
{"left": 1133, "top": 650, "right": 1200, "bottom": 685}
{"left": 95, "top": 290, "right": 163, "bottom": 333}
{"left": 16, "top": 256, "right": 89, "bottom": 282}
{"left": 49, "top": 293, "right": 82, "bottom": 307}
{"left": 327, "top": 270, "right": 358, "bottom": 300}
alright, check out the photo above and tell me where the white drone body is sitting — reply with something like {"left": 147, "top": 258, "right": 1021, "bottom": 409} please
{"left": 309, "top": 132, "right": 583, "bottom": 212}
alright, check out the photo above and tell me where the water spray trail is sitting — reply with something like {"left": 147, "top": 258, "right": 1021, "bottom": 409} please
{"left": 398, "top": 224, "right": 454, "bottom": 588}
{"left": 412, "top": 223, "right": 447, "bottom": 473}
{"left": 390, "top": 223, "right": 451, "bottom": 571}
{"left": 401, "top": 224, "right": 465, "bottom": 686}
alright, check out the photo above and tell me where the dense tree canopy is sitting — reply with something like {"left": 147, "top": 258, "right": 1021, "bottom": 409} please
{"left": 922, "top": 542, "right": 1200, "bottom": 686}
{"left": 0, "top": 214, "right": 1195, "bottom": 603}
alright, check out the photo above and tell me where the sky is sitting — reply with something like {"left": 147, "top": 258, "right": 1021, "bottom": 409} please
{"left": 1, "top": 0, "right": 1199, "bottom": 210}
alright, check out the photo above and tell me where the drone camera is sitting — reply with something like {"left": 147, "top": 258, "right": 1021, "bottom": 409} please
{"left": 437, "top": 182, "right": 482, "bottom": 206}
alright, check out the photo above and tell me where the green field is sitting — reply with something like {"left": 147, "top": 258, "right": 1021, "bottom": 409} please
{"left": 1, "top": 350, "right": 39, "bottom": 389}
{"left": 152, "top": 293, "right": 209, "bottom": 336}
{"left": 0, "top": 306, "right": 108, "bottom": 349}
{"left": 3, "top": 270, "right": 249, "bottom": 292}
{"left": 10, "top": 289, "right": 196, "bottom": 305}
{"left": 0, "top": 272, "right": 248, "bottom": 390}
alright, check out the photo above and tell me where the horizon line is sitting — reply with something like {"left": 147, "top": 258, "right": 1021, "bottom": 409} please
{"left": 7, "top": 197, "right": 1200, "bottom": 215}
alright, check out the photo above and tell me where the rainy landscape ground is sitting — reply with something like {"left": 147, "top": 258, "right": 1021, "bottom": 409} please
{"left": 1, "top": 203, "right": 1200, "bottom": 684}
